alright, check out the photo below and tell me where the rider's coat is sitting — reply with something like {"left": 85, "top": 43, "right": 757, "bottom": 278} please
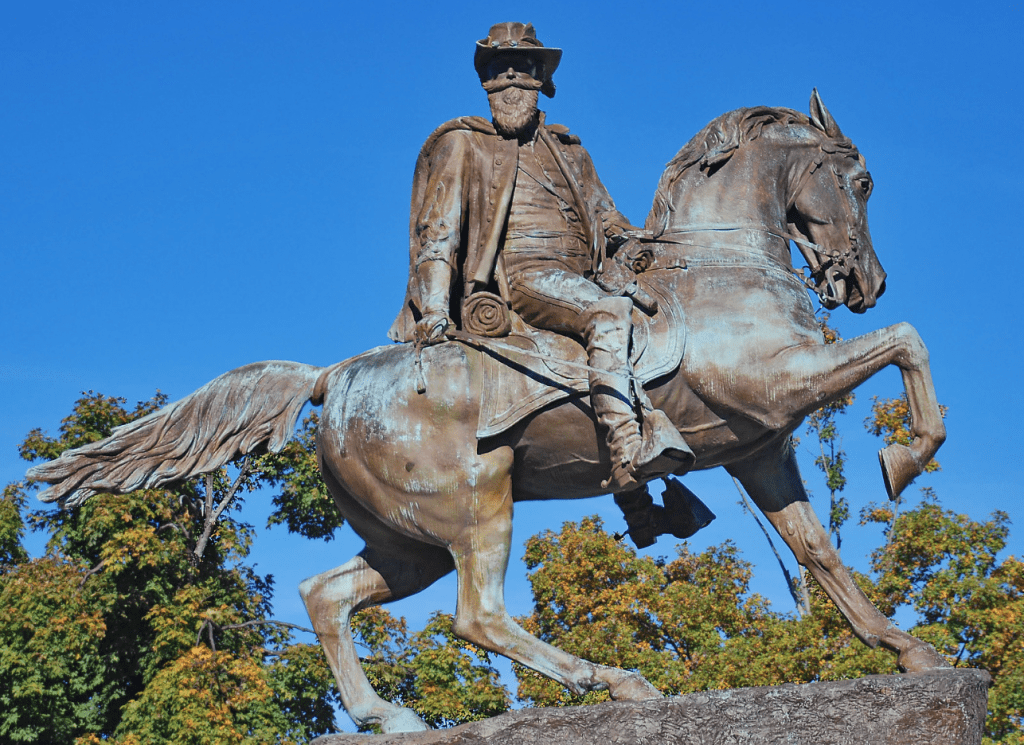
{"left": 388, "top": 113, "right": 635, "bottom": 342}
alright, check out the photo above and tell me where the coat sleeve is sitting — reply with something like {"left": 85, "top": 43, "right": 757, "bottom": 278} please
{"left": 388, "top": 130, "right": 470, "bottom": 342}
{"left": 413, "top": 132, "right": 468, "bottom": 272}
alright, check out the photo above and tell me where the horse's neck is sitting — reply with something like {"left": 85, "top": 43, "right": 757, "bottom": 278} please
{"left": 658, "top": 147, "right": 792, "bottom": 263}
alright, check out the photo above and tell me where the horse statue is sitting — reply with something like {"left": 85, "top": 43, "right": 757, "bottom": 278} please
{"left": 28, "top": 91, "right": 949, "bottom": 733}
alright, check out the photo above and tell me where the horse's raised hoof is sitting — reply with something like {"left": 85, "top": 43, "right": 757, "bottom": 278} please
{"left": 878, "top": 443, "right": 920, "bottom": 499}
{"left": 607, "top": 670, "right": 663, "bottom": 701}
{"left": 379, "top": 708, "right": 431, "bottom": 733}
{"left": 898, "top": 642, "right": 952, "bottom": 674}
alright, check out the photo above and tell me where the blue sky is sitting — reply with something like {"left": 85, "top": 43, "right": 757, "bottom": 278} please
{"left": 2, "top": 0, "right": 1021, "bottom": 728}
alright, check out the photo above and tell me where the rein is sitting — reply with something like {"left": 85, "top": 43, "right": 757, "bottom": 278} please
{"left": 655, "top": 223, "right": 821, "bottom": 254}
{"left": 444, "top": 328, "right": 637, "bottom": 382}
{"left": 652, "top": 220, "right": 857, "bottom": 307}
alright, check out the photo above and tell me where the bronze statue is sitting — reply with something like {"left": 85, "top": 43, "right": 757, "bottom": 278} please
{"left": 390, "top": 22, "right": 692, "bottom": 494}
{"left": 28, "top": 23, "right": 951, "bottom": 735}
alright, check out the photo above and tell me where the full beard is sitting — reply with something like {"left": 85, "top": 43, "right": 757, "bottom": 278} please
{"left": 488, "top": 86, "right": 539, "bottom": 139}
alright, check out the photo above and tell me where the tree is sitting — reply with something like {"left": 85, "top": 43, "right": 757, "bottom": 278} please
{"left": 515, "top": 501, "right": 1021, "bottom": 741}
{"left": 804, "top": 313, "right": 854, "bottom": 550}
{"left": 515, "top": 515, "right": 894, "bottom": 709}
{"left": 2, "top": 392, "right": 341, "bottom": 743}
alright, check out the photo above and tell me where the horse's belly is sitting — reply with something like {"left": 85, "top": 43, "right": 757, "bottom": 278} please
{"left": 508, "top": 397, "right": 608, "bottom": 500}
{"left": 317, "top": 343, "right": 511, "bottom": 544}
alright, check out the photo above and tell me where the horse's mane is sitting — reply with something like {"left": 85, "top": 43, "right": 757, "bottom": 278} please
{"left": 646, "top": 106, "right": 853, "bottom": 237}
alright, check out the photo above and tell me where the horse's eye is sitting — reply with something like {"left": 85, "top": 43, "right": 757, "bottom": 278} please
{"left": 858, "top": 178, "right": 872, "bottom": 197}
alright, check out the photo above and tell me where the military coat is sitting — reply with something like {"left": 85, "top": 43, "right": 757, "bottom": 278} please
{"left": 388, "top": 114, "right": 634, "bottom": 342}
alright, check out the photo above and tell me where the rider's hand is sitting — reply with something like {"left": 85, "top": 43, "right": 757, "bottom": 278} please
{"left": 617, "top": 237, "right": 655, "bottom": 274}
{"left": 415, "top": 311, "right": 452, "bottom": 346}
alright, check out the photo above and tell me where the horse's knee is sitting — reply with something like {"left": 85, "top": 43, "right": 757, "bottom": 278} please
{"left": 802, "top": 533, "right": 842, "bottom": 573}
{"left": 452, "top": 606, "right": 508, "bottom": 647}
{"left": 893, "top": 322, "right": 929, "bottom": 370}
{"left": 783, "top": 516, "right": 841, "bottom": 573}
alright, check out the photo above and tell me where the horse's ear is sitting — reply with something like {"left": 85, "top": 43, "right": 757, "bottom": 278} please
{"left": 809, "top": 88, "right": 842, "bottom": 138}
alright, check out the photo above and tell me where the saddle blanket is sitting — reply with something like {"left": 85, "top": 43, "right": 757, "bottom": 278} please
{"left": 469, "top": 278, "right": 684, "bottom": 438}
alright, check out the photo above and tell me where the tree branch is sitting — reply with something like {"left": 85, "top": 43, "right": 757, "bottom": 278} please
{"left": 192, "top": 457, "right": 253, "bottom": 561}
{"left": 220, "top": 619, "right": 316, "bottom": 635}
{"left": 195, "top": 618, "right": 317, "bottom": 650}
{"left": 733, "top": 477, "right": 809, "bottom": 617}
{"left": 79, "top": 559, "right": 107, "bottom": 588}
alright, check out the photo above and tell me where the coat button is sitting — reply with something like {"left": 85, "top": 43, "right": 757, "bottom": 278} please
{"left": 495, "top": 159, "right": 502, "bottom": 165}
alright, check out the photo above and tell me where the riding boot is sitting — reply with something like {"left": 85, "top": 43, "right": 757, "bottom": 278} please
{"left": 579, "top": 298, "right": 695, "bottom": 492}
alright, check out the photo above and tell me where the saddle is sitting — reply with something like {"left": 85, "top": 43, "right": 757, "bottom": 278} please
{"left": 464, "top": 278, "right": 685, "bottom": 438}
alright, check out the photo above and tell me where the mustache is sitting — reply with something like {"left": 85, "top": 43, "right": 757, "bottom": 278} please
{"left": 481, "top": 74, "right": 544, "bottom": 94}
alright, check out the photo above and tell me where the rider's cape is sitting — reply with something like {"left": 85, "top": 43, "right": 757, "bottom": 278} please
{"left": 388, "top": 114, "right": 634, "bottom": 343}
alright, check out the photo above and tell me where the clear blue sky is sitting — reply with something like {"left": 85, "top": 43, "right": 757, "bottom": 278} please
{"left": 2, "top": 0, "right": 1021, "bottom": 727}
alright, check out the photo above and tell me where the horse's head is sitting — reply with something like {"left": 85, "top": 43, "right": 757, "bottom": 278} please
{"left": 786, "top": 90, "right": 886, "bottom": 313}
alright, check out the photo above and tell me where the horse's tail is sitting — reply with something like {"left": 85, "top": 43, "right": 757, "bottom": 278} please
{"left": 28, "top": 360, "right": 324, "bottom": 509}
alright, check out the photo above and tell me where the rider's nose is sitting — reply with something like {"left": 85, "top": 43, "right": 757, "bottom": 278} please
{"left": 506, "top": 67, "right": 516, "bottom": 78}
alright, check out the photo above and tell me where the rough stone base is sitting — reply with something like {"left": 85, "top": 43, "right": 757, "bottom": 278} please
{"left": 312, "top": 669, "right": 991, "bottom": 745}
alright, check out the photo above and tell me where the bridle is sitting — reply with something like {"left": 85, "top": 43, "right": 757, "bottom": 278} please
{"left": 652, "top": 142, "right": 864, "bottom": 309}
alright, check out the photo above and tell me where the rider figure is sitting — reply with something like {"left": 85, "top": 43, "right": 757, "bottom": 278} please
{"left": 389, "top": 22, "right": 694, "bottom": 494}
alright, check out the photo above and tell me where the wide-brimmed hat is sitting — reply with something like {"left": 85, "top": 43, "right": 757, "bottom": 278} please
{"left": 474, "top": 22, "right": 561, "bottom": 98}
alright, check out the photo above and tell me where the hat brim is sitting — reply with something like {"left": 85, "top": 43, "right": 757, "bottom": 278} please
{"left": 474, "top": 43, "right": 562, "bottom": 85}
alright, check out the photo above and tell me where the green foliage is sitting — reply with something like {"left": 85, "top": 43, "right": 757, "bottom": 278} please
{"left": 517, "top": 506, "right": 1022, "bottom": 741}
{"left": 351, "top": 607, "right": 510, "bottom": 731}
{"left": 516, "top": 516, "right": 893, "bottom": 708}
{"left": 866, "top": 394, "right": 946, "bottom": 473}
{"left": 0, "top": 484, "right": 29, "bottom": 568}
{"left": 0, "top": 557, "right": 111, "bottom": 742}
{"left": 259, "top": 411, "right": 343, "bottom": 541}
{"left": 2, "top": 391, "right": 342, "bottom": 743}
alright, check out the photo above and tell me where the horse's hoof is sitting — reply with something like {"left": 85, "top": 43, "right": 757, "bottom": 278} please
{"left": 608, "top": 672, "right": 663, "bottom": 701}
{"left": 878, "top": 443, "right": 920, "bottom": 499}
{"left": 898, "top": 642, "right": 952, "bottom": 674}
{"left": 380, "top": 708, "right": 431, "bottom": 733}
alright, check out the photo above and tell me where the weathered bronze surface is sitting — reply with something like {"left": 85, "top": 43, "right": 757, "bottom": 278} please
{"left": 28, "top": 23, "right": 952, "bottom": 735}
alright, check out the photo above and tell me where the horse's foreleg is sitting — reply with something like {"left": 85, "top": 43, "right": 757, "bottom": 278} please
{"left": 748, "top": 322, "right": 944, "bottom": 497}
{"left": 447, "top": 474, "right": 661, "bottom": 702}
{"left": 299, "top": 543, "right": 454, "bottom": 733}
{"left": 727, "top": 442, "right": 950, "bottom": 672}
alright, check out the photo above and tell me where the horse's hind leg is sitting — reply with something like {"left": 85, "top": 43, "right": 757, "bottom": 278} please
{"left": 299, "top": 540, "right": 454, "bottom": 733}
{"left": 727, "top": 440, "right": 950, "bottom": 673}
{"left": 446, "top": 476, "right": 662, "bottom": 701}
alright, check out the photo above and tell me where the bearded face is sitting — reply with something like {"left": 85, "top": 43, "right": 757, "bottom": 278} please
{"left": 483, "top": 59, "right": 542, "bottom": 138}
{"left": 488, "top": 85, "right": 539, "bottom": 138}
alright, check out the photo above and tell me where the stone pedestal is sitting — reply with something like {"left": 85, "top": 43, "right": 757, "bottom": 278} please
{"left": 313, "top": 669, "right": 990, "bottom": 745}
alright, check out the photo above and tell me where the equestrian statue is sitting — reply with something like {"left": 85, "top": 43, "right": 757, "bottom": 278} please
{"left": 28, "top": 22, "right": 951, "bottom": 734}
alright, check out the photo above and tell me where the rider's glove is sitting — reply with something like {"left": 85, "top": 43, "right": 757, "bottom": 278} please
{"left": 415, "top": 311, "right": 452, "bottom": 346}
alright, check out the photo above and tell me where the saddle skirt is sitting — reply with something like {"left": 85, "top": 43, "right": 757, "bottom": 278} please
{"left": 473, "top": 278, "right": 684, "bottom": 438}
